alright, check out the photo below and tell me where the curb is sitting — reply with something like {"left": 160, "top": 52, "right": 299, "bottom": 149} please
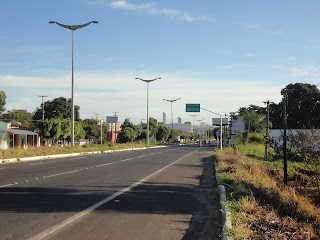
{"left": 1, "top": 145, "right": 168, "bottom": 164}
{"left": 214, "top": 157, "right": 232, "bottom": 240}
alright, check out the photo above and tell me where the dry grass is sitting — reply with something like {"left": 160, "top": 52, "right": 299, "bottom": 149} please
{"left": 217, "top": 144, "right": 320, "bottom": 239}
{"left": 0, "top": 142, "right": 157, "bottom": 160}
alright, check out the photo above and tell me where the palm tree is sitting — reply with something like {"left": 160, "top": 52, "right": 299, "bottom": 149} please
{"left": 240, "top": 109, "right": 267, "bottom": 143}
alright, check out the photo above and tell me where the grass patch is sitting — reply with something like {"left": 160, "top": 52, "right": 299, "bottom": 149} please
{"left": 0, "top": 142, "right": 160, "bottom": 160}
{"left": 215, "top": 143, "right": 320, "bottom": 239}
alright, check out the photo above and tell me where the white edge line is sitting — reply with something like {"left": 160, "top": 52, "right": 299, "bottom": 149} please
{"left": 0, "top": 183, "right": 15, "bottom": 188}
{"left": 28, "top": 149, "right": 197, "bottom": 240}
{"left": 44, "top": 170, "right": 80, "bottom": 178}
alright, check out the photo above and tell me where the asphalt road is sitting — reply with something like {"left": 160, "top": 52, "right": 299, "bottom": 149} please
{"left": 0, "top": 145, "right": 218, "bottom": 240}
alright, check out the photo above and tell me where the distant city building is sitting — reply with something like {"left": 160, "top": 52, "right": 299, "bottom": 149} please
{"left": 163, "top": 112, "right": 166, "bottom": 124}
{"left": 161, "top": 114, "right": 193, "bottom": 134}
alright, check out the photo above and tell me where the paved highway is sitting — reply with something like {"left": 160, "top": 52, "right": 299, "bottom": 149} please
{"left": 0, "top": 145, "right": 217, "bottom": 240}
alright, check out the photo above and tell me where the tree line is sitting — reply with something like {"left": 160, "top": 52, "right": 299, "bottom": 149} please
{"left": 0, "top": 94, "right": 109, "bottom": 144}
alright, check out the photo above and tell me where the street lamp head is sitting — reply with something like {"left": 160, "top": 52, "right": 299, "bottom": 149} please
{"left": 92, "top": 21, "right": 99, "bottom": 24}
{"left": 136, "top": 77, "right": 160, "bottom": 83}
{"left": 49, "top": 21, "right": 56, "bottom": 24}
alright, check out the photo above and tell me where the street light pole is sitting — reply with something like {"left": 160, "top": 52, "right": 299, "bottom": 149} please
{"left": 201, "top": 108, "right": 224, "bottom": 150}
{"left": 164, "top": 98, "right": 180, "bottom": 143}
{"left": 189, "top": 114, "right": 198, "bottom": 141}
{"left": 197, "top": 119, "right": 204, "bottom": 145}
{"left": 136, "top": 77, "right": 161, "bottom": 147}
{"left": 49, "top": 21, "right": 98, "bottom": 146}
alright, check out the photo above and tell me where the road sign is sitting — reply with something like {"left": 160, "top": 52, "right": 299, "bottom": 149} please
{"left": 186, "top": 104, "right": 200, "bottom": 112}
{"left": 106, "top": 116, "right": 118, "bottom": 124}
{"left": 216, "top": 131, "right": 220, "bottom": 136}
{"left": 212, "top": 118, "right": 228, "bottom": 126}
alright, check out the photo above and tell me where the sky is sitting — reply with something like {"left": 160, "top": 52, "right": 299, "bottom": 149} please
{"left": 1, "top": 1, "right": 320, "bottom": 126}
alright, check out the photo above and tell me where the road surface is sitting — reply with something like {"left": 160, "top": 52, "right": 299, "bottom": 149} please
{"left": 0, "top": 145, "right": 219, "bottom": 240}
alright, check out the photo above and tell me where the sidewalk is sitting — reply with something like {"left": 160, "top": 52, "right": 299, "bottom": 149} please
{"left": 46, "top": 147, "right": 220, "bottom": 240}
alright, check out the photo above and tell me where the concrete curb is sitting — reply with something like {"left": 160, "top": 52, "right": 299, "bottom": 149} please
{"left": 214, "top": 157, "right": 232, "bottom": 240}
{"left": 1, "top": 145, "right": 168, "bottom": 164}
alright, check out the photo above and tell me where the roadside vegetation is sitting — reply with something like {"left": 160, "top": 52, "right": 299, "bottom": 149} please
{"left": 215, "top": 141, "right": 320, "bottom": 239}
{"left": 0, "top": 142, "right": 161, "bottom": 160}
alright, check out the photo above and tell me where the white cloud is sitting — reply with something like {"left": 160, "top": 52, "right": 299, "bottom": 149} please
{"left": 1, "top": 71, "right": 282, "bottom": 123}
{"left": 109, "top": 1, "right": 209, "bottom": 22}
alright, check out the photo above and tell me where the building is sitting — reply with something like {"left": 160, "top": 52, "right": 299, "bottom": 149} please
{"left": 162, "top": 114, "right": 193, "bottom": 134}
{"left": 0, "top": 120, "right": 39, "bottom": 150}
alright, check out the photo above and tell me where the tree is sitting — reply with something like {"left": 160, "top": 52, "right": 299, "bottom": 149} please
{"left": 170, "top": 129, "right": 180, "bottom": 141}
{"left": 148, "top": 117, "right": 159, "bottom": 138}
{"left": 239, "top": 108, "right": 267, "bottom": 143}
{"left": 121, "top": 118, "right": 134, "bottom": 129}
{"left": 74, "top": 121, "right": 86, "bottom": 141}
{"left": 118, "top": 127, "right": 136, "bottom": 143}
{"left": 270, "top": 83, "right": 320, "bottom": 129}
{"left": 33, "top": 97, "right": 80, "bottom": 121}
{"left": 82, "top": 119, "right": 100, "bottom": 143}
{"left": 60, "top": 119, "right": 71, "bottom": 143}
{"left": 2, "top": 109, "right": 33, "bottom": 126}
{"left": 0, "top": 91, "right": 6, "bottom": 115}
{"left": 156, "top": 125, "right": 171, "bottom": 142}
{"left": 289, "top": 128, "right": 320, "bottom": 201}
{"left": 36, "top": 118, "right": 62, "bottom": 143}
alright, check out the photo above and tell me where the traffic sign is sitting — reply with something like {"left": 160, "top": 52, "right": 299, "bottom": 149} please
{"left": 212, "top": 118, "right": 228, "bottom": 126}
{"left": 106, "top": 116, "right": 118, "bottom": 124}
{"left": 186, "top": 104, "right": 200, "bottom": 112}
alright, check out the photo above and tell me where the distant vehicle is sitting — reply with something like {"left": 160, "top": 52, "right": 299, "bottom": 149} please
{"left": 204, "top": 140, "right": 207, "bottom": 144}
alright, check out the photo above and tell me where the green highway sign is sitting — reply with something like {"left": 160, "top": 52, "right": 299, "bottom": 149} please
{"left": 186, "top": 104, "right": 200, "bottom": 112}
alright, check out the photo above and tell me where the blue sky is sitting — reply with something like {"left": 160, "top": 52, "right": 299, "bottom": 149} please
{"left": 1, "top": 1, "right": 320, "bottom": 125}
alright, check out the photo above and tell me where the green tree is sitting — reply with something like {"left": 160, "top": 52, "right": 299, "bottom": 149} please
{"left": 121, "top": 118, "right": 135, "bottom": 129}
{"left": 0, "top": 91, "right": 6, "bottom": 115}
{"left": 36, "top": 118, "right": 62, "bottom": 142}
{"left": 74, "top": 121, "right": 86, "bottom": 141}
{"left": 82, "top": 119, "right": 100, "bottom": 143}
{"left": 156, "top": 125, "right": 171, "bottom": 142}
{"left": 2, "top": 109, "right": 33, "bottom": 126}
{"left": 170, "top": 129, "right": 180, "bottom": 141}
{"left": 118, "top": 127, "right": 136, "bottom": 143}
{"left": 149, "top": 117, "right": 159, "bottom": 138}
{"left": 60, "top": 119, "right": 71, "bottom": 142}
{"left": 270, "top": 83, "right": 320, "bottom": 129}
{"left": 33, "top": 97, "right": 80, "bottom": 121}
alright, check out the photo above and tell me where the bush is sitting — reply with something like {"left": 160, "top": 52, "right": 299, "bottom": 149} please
{"left": 248, "top": 132, "right": 265, "bottom": 144}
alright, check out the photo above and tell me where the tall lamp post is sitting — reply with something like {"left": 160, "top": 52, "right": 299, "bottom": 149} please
{"left": 201, "top": 108, "right": 223, "bottom": 150}
{"left": 163, "top": 98, "right": 180, "bottom": 143}
{"left": 136, "top": 77, "right": 161, "bottom": 147}
{"left": 49, "top": 21, "right": 98, "bottom": 146}
{"left": 197, "top": 119, "right": 204, "bottom": 145}
{"left": 189, "top": 114, "right": 198, "bottom": 141}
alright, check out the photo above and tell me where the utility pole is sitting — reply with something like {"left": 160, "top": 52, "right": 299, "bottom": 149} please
{"left": 283, "top": 94, "right": 288, "bottom": 185}
{"left": 94, "top": 113, "right": 103, "bottom": 144}
{"left": 100, "top": 114, "right": 103, "bottom": 145}
{"left": 113, "top": 112, "right": 119, "bottom": 144}
{"left": 38, "top": 95, "right": 48, "bottom": 121}
{"left": 264, "top": 101, "right": 270, "bottom": 160}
